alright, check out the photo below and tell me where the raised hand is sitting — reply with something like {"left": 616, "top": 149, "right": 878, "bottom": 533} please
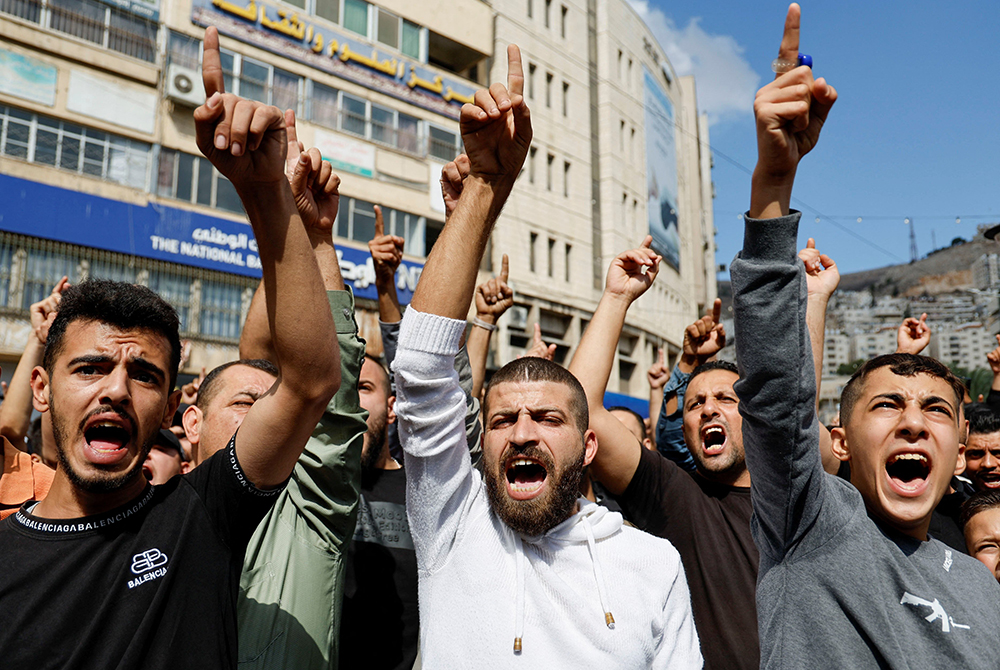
{"left": 284, "top": 110, "right": 341, "bottom": 236}
{"left": 194, "top": 27, "right": 287, "bottom": 188}
{"left": 604, "top": 236, "right": 661, "bottom": 303}
{"left": 460, "top": 45, "right": 532, "bottom": 182}
{"left": 647, "top": 347, "right": 669, "bottom": 391}
{"left": 988, "top": 335, "right": 1000, "bottom": 376}
{"left": 369, "top": 205, "right": 405, "bottom": 286}
{"left": 181, "top": 367, "right": 206, "bottom": 405}
{"left": 475, "top": 253, "right": 514, "bottom": 323}
{"left": 441, "top": 154, "right": 472, "bottom": 220}
{"left": 681, "top": 299, "right": 726, "bottom": 372}
{"left": 31, "top": 276, "right": 68, "bottom": 344}
{"left": 896, "top": 313, "right": 931, "bottom": 356}
{"left": 522, "top": 322, "right": 556, "bottom": 361}
{"left": 799, "top": 238, "right": 839, "bottom": 299}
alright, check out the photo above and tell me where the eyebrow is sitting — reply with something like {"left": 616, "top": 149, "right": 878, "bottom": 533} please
{"left": 67, "top": 354, "right": 166, "bottom": 383}
{"left": 870, "top": 393, "right": 955, "bottom": 413}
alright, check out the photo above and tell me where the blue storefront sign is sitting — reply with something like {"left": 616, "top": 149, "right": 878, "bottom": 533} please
{"left": 0, "top": 174, "right": 422, "bottom": 304}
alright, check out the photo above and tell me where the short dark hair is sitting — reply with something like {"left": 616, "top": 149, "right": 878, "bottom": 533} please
{"left": 967, "top": 403, "right": 1000, "bottom": 436}
{"left": 196, "top": 359, "right": 279, "bottom": 412}
{"left": 689, "top": 360, "right": 739, "bottom": 388}
{"left": 363, "top": 353, "right": 392, "bottom": 394}
{"left": 44, "top": 279, "right": 181, "bottom": 388}
{"left": 607, "top": 406, "right": 647, "bottom": 440}
{"left": 840, "top": 354, "right": 965, "bottom": 426}
{"left": 960, "top": 489, "right": 1000, "bottom": 528}
{"left": 484, "top": 358, "right": 589, "bottom": 435}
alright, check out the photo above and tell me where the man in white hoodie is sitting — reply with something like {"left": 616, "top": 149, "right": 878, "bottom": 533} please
{"left": 391, "top": 45, "right": 701, "bottom": 668}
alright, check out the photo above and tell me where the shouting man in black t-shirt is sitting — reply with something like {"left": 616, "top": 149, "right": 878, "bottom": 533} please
{"left": 0, "top": 26, "right": 341, "bottom": 670}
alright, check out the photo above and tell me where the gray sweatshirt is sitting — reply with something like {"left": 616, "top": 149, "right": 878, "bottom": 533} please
{"left": 731, "top": 211, "right": 1000, "bottom": 670}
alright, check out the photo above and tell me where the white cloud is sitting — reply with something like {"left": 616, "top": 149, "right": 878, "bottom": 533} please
{"left": 630, "top": 0, "right": 759, "bottom": 125}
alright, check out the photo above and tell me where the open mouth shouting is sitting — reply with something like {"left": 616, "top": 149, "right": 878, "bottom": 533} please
{"left": 978, "top": 471, "right": 1000, "bottom": 489}
{"left": 82, "top": 413, "right": 135, "bottom": 467}
{"left": 505, "top": 456, "right": 549, "bottom": 501}
{"left": 884, "top": 451, "right": 932, "bottom": 498}
{"left": 700, "top": 423, "right": 728, "bottom": 456}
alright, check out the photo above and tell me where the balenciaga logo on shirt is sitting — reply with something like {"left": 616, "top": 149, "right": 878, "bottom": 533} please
{"left": 128, "top": 548, "right": 169, "bottom": 589}
{"left": 900, "top": 592, "right": 970, "bottom": 633}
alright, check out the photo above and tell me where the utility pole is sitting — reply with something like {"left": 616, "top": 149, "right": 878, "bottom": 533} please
{"left": 907, "top": 217, "right": 918, "bottom": 263}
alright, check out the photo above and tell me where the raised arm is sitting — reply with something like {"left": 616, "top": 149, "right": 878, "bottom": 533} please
{"left": 896, "top": 313, "right": 931, "bottom": 355}
{"left": 370, "top": 205, "right": 405, "bottom": 326}
{"left": 732, "top": 3, "right": 837, "bottom": 560}
{"left": 568, "top": 238, "right": 660, "bottom": 495}
{"left": 0, "top": 278, "right": 65, "bottom": 447}
{"left": 197, "top": 27, "right": 339, "bottom": 488}
{"left": 799, "top": 238, "right": 841, "bottom": 473}
{"left": 469, "top": 252, "right": 514, "bottom": 398}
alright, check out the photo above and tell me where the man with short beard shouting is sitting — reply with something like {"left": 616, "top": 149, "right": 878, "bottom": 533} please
{"left": 391, "top": 45, "right": 700, "bottom": 667}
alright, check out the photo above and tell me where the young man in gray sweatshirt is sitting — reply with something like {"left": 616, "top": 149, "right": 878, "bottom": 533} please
{"left": 732, "top": 5, "right": 1000, "bottom": 669}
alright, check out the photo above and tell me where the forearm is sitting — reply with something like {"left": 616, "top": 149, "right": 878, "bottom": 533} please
{"left": 239, "top": 282, "right": 276, "bottom": 362}
{"left": 242, "top": 185, "right": 340, "bottom": 398}
{"left": 749, "top": 169, "right": 795, "bottom": 220}
{"left": 806, "top": 294, "right": 829, "bottom": 410}
{"left": 648, "top": 385, "right": 663, "bottom": 438}
{"left": 466, "top": 322, "right": 492, "bottom": 399}
{"left": 410, "top": 177, "right": 511, "bottom": 320}
{"left": 310, "top": 235, "right": 346, "bottom": 291}
{"left": 0, "top": 337, "right": 44, "bottom": 446}
{"left": 375, "top": 276, "right": 403, "bottom": 323}
{"left": 568, "top": 292, "right": 630, "bottom": 405}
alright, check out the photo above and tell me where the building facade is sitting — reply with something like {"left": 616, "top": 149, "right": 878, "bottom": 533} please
{"left": 0, "top": 0, "right": 715, "bottom": 408}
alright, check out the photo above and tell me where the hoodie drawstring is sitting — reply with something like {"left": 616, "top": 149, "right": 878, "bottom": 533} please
{"left": 514, "top": 534, "right": 525, "bottom": 653}
{"left": 583, "top": 516, "right": 615, "bottom": 629}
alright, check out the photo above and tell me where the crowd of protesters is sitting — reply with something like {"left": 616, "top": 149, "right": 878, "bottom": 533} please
{"left": 1, "top": 4, "right": 999, "bottom": 669}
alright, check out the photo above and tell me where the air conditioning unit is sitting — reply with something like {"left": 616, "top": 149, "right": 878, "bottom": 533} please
{"left": 507, "top": 306, "right": 529, "bottom": 331}
{"left": 165, "top": 64, "right": 204, "bottom": 107}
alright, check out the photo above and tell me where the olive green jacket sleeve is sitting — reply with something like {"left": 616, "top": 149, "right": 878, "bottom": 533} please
{"left": 237, "top": 289, "right": 367, "bottom": 670}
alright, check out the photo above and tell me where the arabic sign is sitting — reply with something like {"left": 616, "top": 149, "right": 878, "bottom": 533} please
{"left": 314, "top": 129, "right": 375, "bottom": 178}
{"left": 97, "top": 0, "right": 159, "bottom": 21}
{"left": 643, "top": 68, "right": 680, "bottom": 271}
{"left": 0, "top": 49, "right": 57, "bottom": 107}
{"left": 193, "top": 0, "right": 478, "bottom": 120}
{"left": 0, "top": 174, "right": 423, "bottom": 304}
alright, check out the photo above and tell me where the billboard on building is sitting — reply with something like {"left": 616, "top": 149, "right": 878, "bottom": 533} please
{"left": 642, "top": 68, "right": 680, "bottom": 271}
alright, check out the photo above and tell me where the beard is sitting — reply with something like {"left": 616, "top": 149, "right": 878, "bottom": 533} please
{"left": 485, "top": 445, "right": 586, "bottom": 537}
{"left": 360, "top": 411, "right": 388, "bottom": 474}
{"left": 50, "top": 399, "right": 150, "bottom": 494}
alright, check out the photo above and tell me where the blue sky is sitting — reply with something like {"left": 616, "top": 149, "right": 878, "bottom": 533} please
{"left": 634, "top": 0, "right": 1000, "bottom": 277}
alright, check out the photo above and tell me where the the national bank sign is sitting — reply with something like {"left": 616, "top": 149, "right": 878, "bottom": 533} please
{"left": 0, "top": 174, "right": 423, "bottom": 305}
{"left": 193, "top": 0, "right": 478, "bottom": 120}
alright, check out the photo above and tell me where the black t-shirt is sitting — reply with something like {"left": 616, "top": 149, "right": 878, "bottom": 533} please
{"left": 0, "top": 436, "right": 280, "bottom": 670}
{"left": 620, "top": 447, "right": 759, "bottom": 670}
{"left": 340, "top": 467, "right": 418, "bottom": 670}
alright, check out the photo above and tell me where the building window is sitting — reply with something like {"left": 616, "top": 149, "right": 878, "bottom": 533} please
{"left": 545, "top": 72, "right": 553, "bottom": 108}
{"left": 315, "top": 0, "right": 339, "bottom": 24}
{"left": 560, "top": 5, "right": 567, "bottom": 37}
{"left": 308, "top": 81, "right": 340, "bottom": 129}
{"left": 619, "top": 119, "right": 625, "bottom": 150}
{"left": 200, "top": 280, "right": 244, "bottom": 340}
{"left": 157, "top": 149, "right": 243, "bottom": 215}
{"left": 527, "top": 0, "right": 532, "bottom": 18}
{"left": 546, "top": 153, "right": 554, "bottom": 191}
{"left": 545, "top": 0, "right": 551, "bottom": 28}
{"left": 219, "top": 50, "right": 303, "bottom": 113}
{"left": 547, "top": 238, "right": 555, "bottom": 278}
{"left": 562, "top": 81, "right": 569, "bottom": 116}
{"left": 617, "top": 49, "right": 623, "bottom": 78}
{"left": 528, "top": 146, "right": 537, "bottom": 184}
{"left": 630, "top": 126, "right": 635, "bottom": 160}
{"left": 528, "top": 63, "right": 536, "bottom": 99}
{"left": 564, "top": 243, "right": 571, "bottom": 282}
{"left": 428, "top": 125, "right": 460, "bottom": 161}
{"left": 627, "top": 58, "right": 633, "bottom": 88}
{"left": 0, "top": 104, "right": 151, "bottom": 190}
{"left": 343, "top": 0, "right": 370, "bottom": 36}
{"left": 377, "top": 9, "right": 399, "bottom": 48}
{"left": 338, "top": 197, "right": 434, "bottom": 256}
{"left": 147, "top": 269, "right": 192, "bottom": 333}
{"left": 401, "top": 20, "right": 422, "bottom": 59}
{"left": 563, "top": 160, "right": 570, "bottom": 197}
{"left": 529, "top": 232, "right": 538, "bottom": 273}
{"left": 23, "top": 248, "right": 78, "bottom": 310}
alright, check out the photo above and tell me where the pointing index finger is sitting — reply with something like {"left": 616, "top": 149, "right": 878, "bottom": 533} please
{"left": 500, "top": 253, "right": 509, "bottom": 283}
{"left": 776, "top": 3, "right": 801, "bottom": 80}
{"left": 507, "top": 44, "right": 524, "bottom": 99}
{"left": 711, "top": 298, "right": 722, "bottom": 324}
{"left": 374, "top": 205, "right": 384, "bottom": 237}
{"left": 202, "top": 27, "right": 225, "bottom": 97}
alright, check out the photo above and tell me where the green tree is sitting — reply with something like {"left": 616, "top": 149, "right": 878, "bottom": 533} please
{"left": 837, "top": 359, "right": 865, "bottom": 376}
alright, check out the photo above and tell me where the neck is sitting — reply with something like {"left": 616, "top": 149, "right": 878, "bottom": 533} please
{"left": 375, "top": 443, "right": 401, "bottom": 470}
{"left": 698, "top": 464, "right": 752, "bottom": 488}
{"left": 580, "top": 470, "right": 597, "bottom": 503}
{"left": 33, "top": 470, "right": 147, "bottom": 519}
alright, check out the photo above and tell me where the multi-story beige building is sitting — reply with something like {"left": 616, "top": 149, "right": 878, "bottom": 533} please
{"left": 0, "top": 0, "right": 714, "bottom": 411}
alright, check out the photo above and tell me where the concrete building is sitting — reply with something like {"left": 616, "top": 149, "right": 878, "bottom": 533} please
{"left": 0, "top": 0, "right": 715, "bottom": 409}
{"left": 973, "top": 253, "right": 1000, "bottom": 291}
{"left": 850, "top": 326, "right": 897, "bottom": 362}
{"left": 929, "top": 322, "right": 996, "bottom": 372}
{"left": 822, "top": 330, "right": 850, "bottom": 376}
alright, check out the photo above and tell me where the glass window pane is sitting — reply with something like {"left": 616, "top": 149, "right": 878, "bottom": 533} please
{"left": 370, "top": 105, "right": 393, "bottom": 145}
{"left": 220, "top": 51, "right": 236, "bottom": 94}
{"left": 109, "top": 11, "right": 157, "bottom": 62}
{"left": 148, "top": 270, "right": 190, "bottom": 332}
{"left": 351, "top": 198, "right": 376, "bottom": 242}
{"left": 240, "top": 60, "right": 269, "bottom": 103}
{"left": 156, "top": 149, "right": 176, "bottom": 197}
{"left": 315, "top": 0, "right": 338, "bottom": 23}
{"left": 428, "top": 126, "right": 457, "bottom": 161}
{"left": 4, "top": 118, "right": 30, "bottom": 159}
{"left": 49, "top": 0, "right": 104, "bottom": 45}
{"left": 0, "top": 0, "right": 41, "bottom": 23}
{"left": 82, "top": 140, "right": 105, "bottom": 177}
{"left": 397, "top": 113, "right": 419, "bottom": 153}
{"left": 23, "top": 248, "right": 77, "bottom": 309}
{"left": 89, "top": 259, "right": 136, "bottom": 283}
{"left": 309, "top": 82, "right": 339, "bottom": 128}
{"left": 0, "top": 242, "right": 14, "bottom": 307}
{"left": 377, "top": 10, "right": 398, "bottom": 48}
{"left": 215, "top": 176, "right": 242, "bottom": 214}
{"left": 196, "top": 157, "right": 213, "bottom": 206}
{"left": 343, "top": 0, "right": 368, "bottom": 36}
{"left": 60, "top": 135, "right": 81, "bottom": 171}
{"left": 341, "top": 95, "right": 366, "bottom": 137}
{"left": 401, "top": 21, "right": 421, "bottom": 59}
{"left": 272, "top": 69, "right": 300, "bottom": 113}
{"left": 33, "top": 128, "right": 57, "bottom": 165}
{"left": 168, "top": 31, "right": 200, "bottom": 69}
{"left": 200, "top": 281, "right": 243, "bottom": 339}
{"left": 176, "top": 153, "right": 194, "bottom": 201}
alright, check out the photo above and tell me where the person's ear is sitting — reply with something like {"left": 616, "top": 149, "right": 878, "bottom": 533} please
{"left": 387, "top": 395, "right": 396, "bottom": 426}
{"left": 182, "top": 404, "right": 203, "bottom": 463}
{"left": 830, "top": 426, "right": 850, "bottom": 463}
{"left": 162, "top": 389, "right": 182, "bottom": 429}
{"left": 31, "top": 366, "right": 50, "bottom": 413}
{"left": 582, "top": 428, "right": 598, "bottom": 467}
{"left": 954, "top": 443, "right": 967, "bottom": 477}
{"left": 179, "top": 461, "right": 192, "bottom": 475}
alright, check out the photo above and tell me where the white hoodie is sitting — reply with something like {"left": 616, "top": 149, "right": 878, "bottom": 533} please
{"left": 394, "top": 309, "right": 702, "bottom": 669}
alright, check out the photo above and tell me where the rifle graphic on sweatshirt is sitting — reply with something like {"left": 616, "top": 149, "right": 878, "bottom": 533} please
{"left": 899, "top": 592, "right": 971, "bottom": 633}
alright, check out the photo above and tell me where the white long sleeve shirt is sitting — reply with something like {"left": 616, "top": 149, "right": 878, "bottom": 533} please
{"left": 393, "top": 308, "right": 702, "bottom": 669}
